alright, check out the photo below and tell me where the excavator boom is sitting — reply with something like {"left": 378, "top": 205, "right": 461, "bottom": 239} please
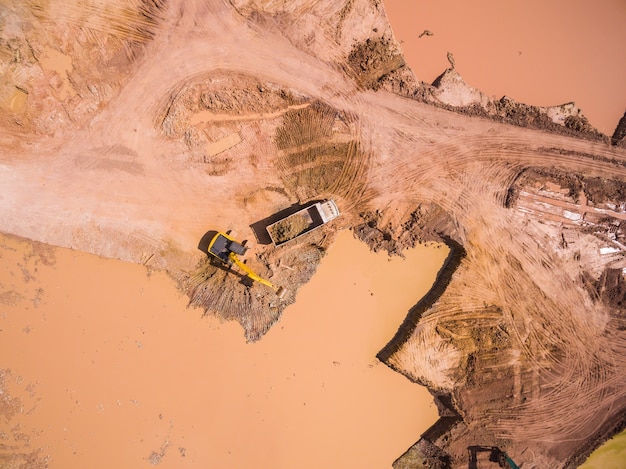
{"left": 207, "top": 232, "right": 286, "bottom": 298}
{"left": 229, "top": 252, "right": 275, "bottom": 289}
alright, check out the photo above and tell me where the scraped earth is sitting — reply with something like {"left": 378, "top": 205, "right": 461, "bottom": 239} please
{"left": 1, "top": 0, "right": 626, "bottom": 468}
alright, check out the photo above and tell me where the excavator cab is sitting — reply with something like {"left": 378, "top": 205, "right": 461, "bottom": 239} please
{"left": 207, "top": 231, "right": 286, "bottom": 298}
{"left": 208, "top": 232, "right": 247, "bottom": 263}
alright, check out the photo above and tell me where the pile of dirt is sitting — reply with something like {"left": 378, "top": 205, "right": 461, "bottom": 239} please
{"left": 381, "top": 69, "right": 608, "bottom": 142}
{"left": 347, "top": 36, "right": 405, "bottom": 89}
{"left": 430, "top": 69, "right": 490, "bottom": 108}
{"left": 612, "top": 111, "right": 626, "bottom": 147}
{"left": 505, "top": 167, "right": 583, "bottom": 207}
{"left": 268, "top": 213, "right": 310, "bottom": 243}
{"left": 508, "top": 167, "right": 626, "bottom": 208}
{"left": 198, "top": 84, "right": 303, "bottom": 114}
{"left": 353, "top": 204, "right": 461, "bottom": 256}
{"left": 457, "top": 96, "right": 608, "bottom": 142}
{"left": 491, "top": 95, "right": 559, "bottom": 128}
{"left": 159, "top": 73, "right": 308, "bottom": 136}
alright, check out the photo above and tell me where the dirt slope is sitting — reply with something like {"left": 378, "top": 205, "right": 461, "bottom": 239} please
{"left": 1, "top": 0, "right": 626, "bottom": 467}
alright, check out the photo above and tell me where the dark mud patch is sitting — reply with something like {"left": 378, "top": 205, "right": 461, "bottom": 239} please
{"left": 393, "top": 436, "right": 455, "bottom": 469}
{"left": 582, "top": 268, "right": 626, "bottom": 313}
{"left": 583, "top": 176, "right": 626, "bottom": 206}
{"left": 354, "top": 204, "right": 462, "bottom": 256}
{"left": 347, "top": 36, "right": 405, "bottom": 90}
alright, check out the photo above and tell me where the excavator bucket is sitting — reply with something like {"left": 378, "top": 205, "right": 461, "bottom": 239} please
{"left": 275, "top": 286, "right": 287, "bottom": 299}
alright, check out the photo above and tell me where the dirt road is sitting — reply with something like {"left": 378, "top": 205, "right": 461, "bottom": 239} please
{"left": 2, "top": 0, "right": 626, "bottom": 467}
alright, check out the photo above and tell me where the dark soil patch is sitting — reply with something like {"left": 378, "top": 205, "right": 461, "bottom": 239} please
{"left": 583, "top": 176, "right": 626, "bottom": 206}
{"left": 347, "top": 37, "right": 405, "bottom": 89}
{"left": 274, "top": 101, "right": 337, "bottom": 150}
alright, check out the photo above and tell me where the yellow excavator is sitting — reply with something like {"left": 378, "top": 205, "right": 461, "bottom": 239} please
{"left": 207, "top": 231, "right": 286, "bottom": 298}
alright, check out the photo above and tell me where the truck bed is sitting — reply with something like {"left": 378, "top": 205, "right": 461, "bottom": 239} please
{"left": 266, "top": 201, "right": 337, "bottom": 246}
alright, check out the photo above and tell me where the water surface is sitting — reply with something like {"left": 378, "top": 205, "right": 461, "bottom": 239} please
{"left": 1, "top": 230, "right": 447, "bottom": 468}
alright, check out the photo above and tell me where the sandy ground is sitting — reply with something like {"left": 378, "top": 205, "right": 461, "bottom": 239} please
{"left": 1, "top": 0, "right": 626, "bottom": 468}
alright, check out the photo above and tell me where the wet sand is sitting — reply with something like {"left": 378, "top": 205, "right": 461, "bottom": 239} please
{"left": 0, "top": 230, "right": 448, "bottom": 468}
{"left": 385, "top": 0, "right": 626, "bottom": 135}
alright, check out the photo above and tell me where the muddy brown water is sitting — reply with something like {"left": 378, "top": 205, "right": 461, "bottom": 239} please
{"left": 39, "top": 47, "right": 73, "bottom": 101}
{"left": 0, "top": 231, "right": 447, "bottom": 468}
{"left": 385, "top": 0, "right": 626, "bottom": 136}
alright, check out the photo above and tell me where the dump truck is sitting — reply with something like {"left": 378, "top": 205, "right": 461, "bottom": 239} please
{"left": 267, "top": 200, "right": 339, "bottom": 246}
